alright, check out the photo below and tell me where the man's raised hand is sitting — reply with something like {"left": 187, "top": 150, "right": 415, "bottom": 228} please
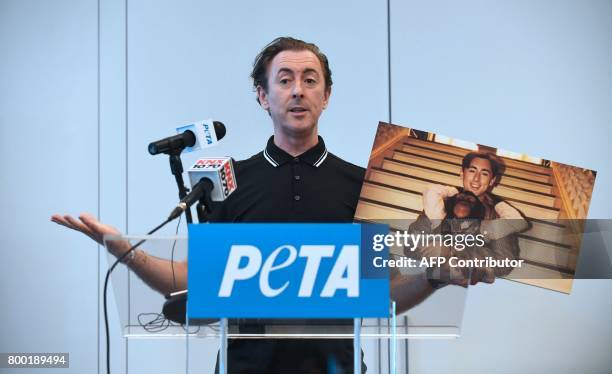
{"left": 50, "top": 213, "right": 129, "bottom": 257}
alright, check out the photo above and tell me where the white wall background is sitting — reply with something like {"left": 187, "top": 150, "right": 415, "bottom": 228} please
{"left": 1, "top": 0, "right": 611, "bottom": 373}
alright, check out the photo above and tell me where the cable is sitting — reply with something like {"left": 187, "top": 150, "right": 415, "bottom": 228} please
{"left": 138, "top": 312, "right": 171, "bottom": 333}
{"left": 136, "top": 311, "right": 201, "bottom": 334}
{"left": 170, "top": 214, "right": 182, "bottom": 291}
{"left": 103, "top": 217, "right": 171, "bottom": 374}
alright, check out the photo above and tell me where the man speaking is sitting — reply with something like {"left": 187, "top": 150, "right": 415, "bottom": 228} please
{"left": 52, "top": 37, "right": 443, "bottom": 373}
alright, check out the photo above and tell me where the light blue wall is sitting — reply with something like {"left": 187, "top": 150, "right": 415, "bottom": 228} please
{"left": 1, "top": 0, "right": 611, "bottom": 373}
{"left": 390, "top": 1, "right": 612, "bottom": 373}
{"left": 0, "top": 0, "right": 99, "bottom": 373}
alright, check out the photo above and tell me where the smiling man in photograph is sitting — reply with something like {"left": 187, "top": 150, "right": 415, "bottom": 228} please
{"left": 409, "top": 151, "right": 529, "bottom": 285}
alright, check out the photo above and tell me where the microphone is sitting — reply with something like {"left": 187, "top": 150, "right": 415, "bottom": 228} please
{"left": 148, "top": 120, "right": 226, "bottom": 155}
{"left": 167, "top": 157, "right": 237, "bottom": 220}
{"left": 168, "top": 178, "right": 213, "bottom": 220}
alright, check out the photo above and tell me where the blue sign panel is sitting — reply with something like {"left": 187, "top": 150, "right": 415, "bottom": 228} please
{"left": 187, "top": 223, "right": 389, "bottom": 319}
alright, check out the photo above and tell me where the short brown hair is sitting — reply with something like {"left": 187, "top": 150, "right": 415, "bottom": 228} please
{"left": 462, "top": 152, "right": 505, "bottom": 180}
{"left": 251, "top": 37, "right": 333, "bottom": 104}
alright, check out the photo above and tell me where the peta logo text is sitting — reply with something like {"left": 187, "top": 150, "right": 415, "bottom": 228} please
{"left": 218, "top": 245, "right": 359, "bottom": 298}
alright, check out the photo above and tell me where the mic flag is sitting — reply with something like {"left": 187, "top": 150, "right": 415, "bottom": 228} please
{"left": 167, "top": 157, "right": 237, "bottom": 221}
{"left": 176, "top": 119, "right": 226, "bottom": 153}
{"left": 148, "top": 119, "right": 226, "bottom": 155}
{"left": 188, "top": 157, "right": 237, "bottom": 202}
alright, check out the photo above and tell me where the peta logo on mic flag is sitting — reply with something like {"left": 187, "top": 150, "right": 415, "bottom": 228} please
{"left": 176, "top": 119, "right": 218, "bottom": 152}
{"left": 187, "top": 223, "right": 389, "bottom": 319}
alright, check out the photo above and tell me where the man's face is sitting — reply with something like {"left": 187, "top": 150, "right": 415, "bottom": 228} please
{"left": 256, "top": 50, "right": 330, "bottom": 138}
{"left": 461, "top": 157, "right": 496, "bottom": 198}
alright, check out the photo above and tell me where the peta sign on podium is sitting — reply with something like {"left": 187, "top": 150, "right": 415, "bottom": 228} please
{"left": 187, "top": 223, "right": 390, "bottom": 319}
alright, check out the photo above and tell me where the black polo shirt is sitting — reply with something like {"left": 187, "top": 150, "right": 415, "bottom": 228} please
{"left": 208, "top": 136, "right": 366, "bottom": 373}
{"left": 209, "top": 136, "right": 365, "bottom": 223}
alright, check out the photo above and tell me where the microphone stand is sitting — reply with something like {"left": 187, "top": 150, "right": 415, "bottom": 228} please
{"left": 168, "top": 151, "right": 193, "bottom": 224}
{"left": 163, "top": 182, "right": 212, "bottom": 325}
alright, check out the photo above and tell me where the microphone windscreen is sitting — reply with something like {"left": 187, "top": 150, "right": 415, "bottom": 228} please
{"left": 213, "top": 121, "right": 226, "bottom": 140}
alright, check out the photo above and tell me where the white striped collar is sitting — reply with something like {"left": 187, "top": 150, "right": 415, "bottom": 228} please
{"left": 263, "top": 136, "right": 328, "bottom": 168}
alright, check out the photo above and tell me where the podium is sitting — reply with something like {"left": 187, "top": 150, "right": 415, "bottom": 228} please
{"left": 104, "top": 232, "right": 468, "bottom": 373}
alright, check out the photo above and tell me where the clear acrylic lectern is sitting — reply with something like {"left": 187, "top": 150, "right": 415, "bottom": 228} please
{"left": 104, "top": 234, "right": 467, "bottom": 373}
